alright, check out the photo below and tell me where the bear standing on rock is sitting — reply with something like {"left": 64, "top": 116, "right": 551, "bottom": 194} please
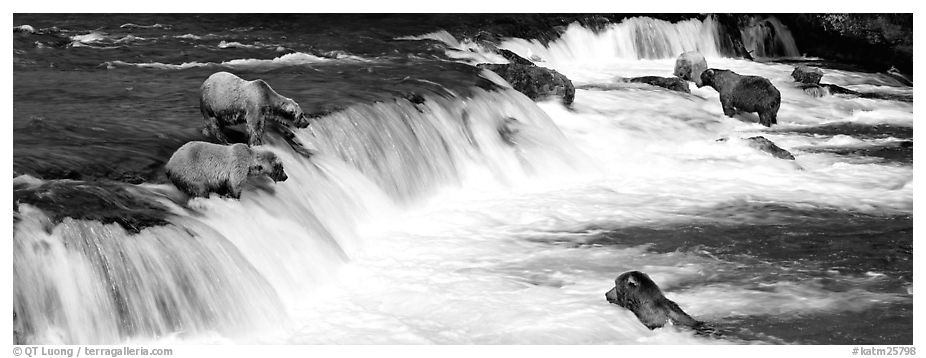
{"left": 165, "top": 141, "right": 287, "bottom": 199}
{"left": 200, "top": 71, "right": 311, "bottom": 149}
{"left": 699, "top": 68, "right": 781, "bottom": 127}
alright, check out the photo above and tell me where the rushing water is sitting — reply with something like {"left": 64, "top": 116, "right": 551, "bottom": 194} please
{"left": 13, "top": 14, "right": 912, "bottom": 345}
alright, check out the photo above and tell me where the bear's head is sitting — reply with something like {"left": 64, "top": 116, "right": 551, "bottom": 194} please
{"left": 605, "top": 271, "right": 665, "bottom": 312}
{"left": 697, "top": 68, "right": 716, "bottom": 88}
{"left": 250, "top": 150, "right": 288, "bottom": 182}
{"left": 281, "top": 98, "right": 310, "bottom": 128}
{"left": 698, "top": 68, "right": 735, "bottom": 89}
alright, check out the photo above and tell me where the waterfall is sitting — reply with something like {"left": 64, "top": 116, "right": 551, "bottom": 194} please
{"left": 299, "top": 86, "right": 587, "bottom": 203}
{"left": 13, "top": 202, "right": 285, "bottom": 344}
{"left": 497, "top": 15, "right": 800, "bottom": 66}
{"left": 12, "top": 81, "right": 590, "bottom": 344}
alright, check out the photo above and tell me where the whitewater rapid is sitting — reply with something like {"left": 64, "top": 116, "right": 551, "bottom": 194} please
{"left": 14, "top": 16, "right": 913, "bottom": 345}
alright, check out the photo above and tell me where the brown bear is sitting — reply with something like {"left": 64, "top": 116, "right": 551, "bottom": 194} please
{"left": 699, "top": 68, "right": 781, "bottom": 127}
{"left": 199, "top": 71, "right": 310, "bottom": 147}
{"left": 165, "top": 141, "right": 287, "bottom": 199}
{"left": 673, "top": 51, "right": 708, "bottom": 87}
{"left": 605, "top": 271, "right": 702, "bottom": 330}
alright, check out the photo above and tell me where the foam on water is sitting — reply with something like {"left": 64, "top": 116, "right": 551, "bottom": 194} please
{"left": 502, "top": 17, "right": 724, "bottom": 65}
{"left": 101, "top": 51, "right": 369, "bottom": 71}
{"left": 14, "top": 17, "right": 912, "bottom": 345}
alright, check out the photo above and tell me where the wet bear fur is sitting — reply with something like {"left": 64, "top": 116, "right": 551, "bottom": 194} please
{"left": 699, "top": 68, "right": 781, "bottom": 127}
{"left": 165, "top": 141, "right": 287, "bottom": 199}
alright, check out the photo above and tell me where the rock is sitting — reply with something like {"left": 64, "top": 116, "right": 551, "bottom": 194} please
{"left": 626, "top": 76, "right": 690, "bottom": 93}
{"left": 13, "top": 179, "right": 173, "bottom": 233}
{"left": 733, "top": 39, "right": 755, "bottom": 60}
{"left": 886, "top": 66, "right": 912, "bottom": 86}
{"left": 497, "top": 48, "right": 534, "bottom": 66}
{"left": 717, "top": 136, "right": 795, "bottom": 160}
{"left": 498, "top": 117, "right": 520, "bottom": 145}
{"left": 745, "top": 136, "right": 795, "bottom": 160}
{"left": 821, "top": 83, "right": 858, "bottom": 95}
{"left": 673, "top": 51, "right": 708, "bottom": 86}
{"left": 477, "top": 63, "right": 575, "bottom": 106}
{"left": 402, "top": 91, "right": 426, "bottom": 105}
{"left": 775, "top": 14, "right": 911, "bottom": 77}
{"left": 799, "top": 83, "right": 860, "bottom": 98}
{"left": 791, "top": 65, "right": 824, "bottom": 84}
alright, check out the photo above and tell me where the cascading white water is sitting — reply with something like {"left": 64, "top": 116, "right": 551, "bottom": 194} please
{"left": 300, "top": 85, "right": 589, "bottom": 203}
{"left": 14, "top": 15, "right": 911, "bottom": 345}
{"left": 415, "top": 16, "right": 802, "bottom": 69}
{"left": 501, "top": 17, "right": 725, "bottom": 64}
{"left": 12, "top": 81, "right": 595, "bottom": 344}
{"left": 13, "top": 202, "right": 285, "bottom": 344}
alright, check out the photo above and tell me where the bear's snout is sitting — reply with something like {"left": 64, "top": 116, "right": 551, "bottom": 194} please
{"left": 605, "top": 287, "right": 619, "bottom": 303}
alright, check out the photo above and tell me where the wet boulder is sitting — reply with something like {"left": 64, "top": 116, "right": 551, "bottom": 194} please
{"left": 673, "top": 51, "right": 708, "bottom": 86}
{"left": 791, "top": 65, "right": 824, "bottom": 84}
{"left": 497, "top": 48, "right": 535, "bottom": 66}
{"left": 799, "top": 83, "right": 860, "bottom": 98}
{"left": 717, "top": 136, "right": 795, "bottom": 160}
{"left": 745, "top": 136, "right": 795, "bottom": 160}
{"left": 13, "top": 177, "right": 174, "bottom": 233}
{"left": 626, "top": 76, "right": 690, "bottom": 93}
{"left": 477, "top": 63, "right": 575, "bottom": 106}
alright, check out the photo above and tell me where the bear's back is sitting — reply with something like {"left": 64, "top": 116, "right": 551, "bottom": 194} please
{"left": 168, "top": 141, "right": 242, "bottom": 177}
{"left": 201, "top": 72, "right": 258, "bottom": 105}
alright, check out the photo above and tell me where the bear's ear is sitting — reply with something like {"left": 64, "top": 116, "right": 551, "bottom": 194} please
{"left": 626, "top": 275, "right": 639, "bottom": 288}
{"left": 704, "top": 69, "right": 714, "bottom": 77}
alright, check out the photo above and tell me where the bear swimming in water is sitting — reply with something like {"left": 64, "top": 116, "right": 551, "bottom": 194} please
{"left": 699, "top": 68, "right": 781, "bottom": 127}
{"left": 605, "top": 271, "right": 703, "bottom": 330}
{"left": 199, "top": 71, "right": 310, "bottom": 148}
{"left": 165, "top": 141, "right": 287, "bottom": 199}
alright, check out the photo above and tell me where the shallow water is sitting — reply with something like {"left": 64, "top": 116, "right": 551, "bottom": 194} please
{"left": 12, "top": 14, "right": 913, "bottom": 345}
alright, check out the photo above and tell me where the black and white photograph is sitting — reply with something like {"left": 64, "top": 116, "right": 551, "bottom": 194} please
{"left": 10, "top": 8, "right": 917, "bottom": 354}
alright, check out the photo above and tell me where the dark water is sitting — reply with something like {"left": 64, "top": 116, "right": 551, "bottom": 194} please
{"left": 12, "top": 14, "right": 913, "bottom": 345}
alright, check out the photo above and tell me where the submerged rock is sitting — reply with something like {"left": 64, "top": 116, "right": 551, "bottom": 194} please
{"left": 477, "top": 63, "right": 575, "bottom": 106}
{"left": 799, "top": 83, "right": 909, "bottom": 102}
{"left": 745, "top": 136, "right": 795, "bottom": 160}
{"left": 791, "top": 65, "right": 824, "bottom": 84}
{"left": 13, "top": 177, "right": 174, "bottom": 233}
{"left": 717, "top": 136, "right": 795, "bottom": 160}
{"left": 626, "top": 76, "right": 690, "bottom": 93}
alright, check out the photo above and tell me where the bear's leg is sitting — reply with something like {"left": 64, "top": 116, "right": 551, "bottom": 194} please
{"left": 204, "top": 116, "right": 230, "bottom": 144}
{"left": 189, "top": 183, "right": 209, "bottom": 198}
{"left": 246, "top": 112, "right": 265, "bottom": 147}
{"left": 226, "top": 177, "right": 244, "bottom": 199}
{"left": 720, "top": 98, "right": 736, "bottom": 117}
{"left": 758, "top": 111, "right": 776, "bottom": 127}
